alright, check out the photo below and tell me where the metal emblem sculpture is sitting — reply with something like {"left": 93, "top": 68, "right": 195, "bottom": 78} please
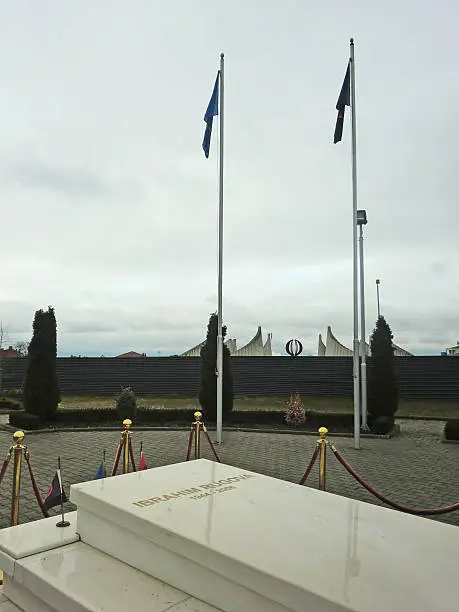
{"left": 286, "top": 339, "right": 303, "bottom": 357}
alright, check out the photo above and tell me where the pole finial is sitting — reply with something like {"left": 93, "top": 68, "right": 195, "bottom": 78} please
{"left": 194, "top": 411, "right": 202, "bottom": 421}
{"left": 122, "top": 419, "right": 132, "bottom": 430}
{"left": 13, "top": 431, "right": 24, "bottom": 444}
{"left": 350, "top": 38, "right": 354, "bottom": 45}
{"left": 318, "top": 426, "right": 328, "bottom": 441}
{"left": 220, "top": 52, "right": 224, "bottom": 59}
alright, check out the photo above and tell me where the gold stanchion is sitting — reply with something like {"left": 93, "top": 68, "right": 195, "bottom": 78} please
{"left": 185, "top": 411, "right": 221, "bottom": 462}
{"left": 318, "top": 427, "right": 328, "bottom": 491}
{"left": 122, "top": 419, "right": 132, "bottom": 474}
{"left": 112, "top": 419, "right": 136, "bottom": 475}
{"left": 194, "top": 411, "right": 202, "bottom": 460}
{"left": 10, "top": 431, "right": 25, "bottom": 527}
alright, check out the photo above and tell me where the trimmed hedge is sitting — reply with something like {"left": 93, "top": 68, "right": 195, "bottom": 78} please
{"left": 444, "top": 419, "right": 459, "bottom": 441}
{"left": 0, "top": 400, "right": 22, "bottom": 411}
{"left": 9, "top": 411, "right": 41, "bottom": 430}
{"left": 370, "top": 415, "right": 395, "bottom": 435}
{"left": 7, "top": 407, "right": 356, "bottom": 432}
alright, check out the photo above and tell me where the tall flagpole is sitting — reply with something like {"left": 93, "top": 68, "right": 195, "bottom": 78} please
{"left": 359, "top": 223, "right": 368, "bottom": 430}
{"left": 350, "top": 38, "right": 360, "bottom": 449}
{"left": 216, "top": 52, "right": 224, "bottom": 444}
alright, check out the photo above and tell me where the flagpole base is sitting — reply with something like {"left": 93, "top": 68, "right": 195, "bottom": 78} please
{"left": 56, "top": 520, "right": 70, "bottom": 528}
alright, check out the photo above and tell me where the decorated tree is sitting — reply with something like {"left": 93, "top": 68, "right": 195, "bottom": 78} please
{"left": 285, "top": 392, "right": 306, "bottom": 426}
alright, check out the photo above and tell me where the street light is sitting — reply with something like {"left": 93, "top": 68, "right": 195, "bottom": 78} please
{"left": 376, "top": 279, "right": 381, "bottom": 318}
{"left": 357, "top": 209, "right": 368, "bottom": 431}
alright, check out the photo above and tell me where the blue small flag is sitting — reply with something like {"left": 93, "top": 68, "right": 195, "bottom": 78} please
{"left": 94, "top": 462, "right": 105, "bottom": 479}
{"left": 202, "top": 72, "right": 220, "bottom": 158}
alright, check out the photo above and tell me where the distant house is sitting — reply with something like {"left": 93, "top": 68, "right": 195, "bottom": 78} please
{"left": 0, "top": 346, "right": 24, "bottom": 359}
{"left": 443, "top": 342, "right": 459, "bottom": 357}
{"left": 115, "top": 351, "right": 147, "bottom": 358}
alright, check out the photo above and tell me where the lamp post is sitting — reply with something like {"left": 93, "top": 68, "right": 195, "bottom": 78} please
{"left": 357, "top": 209, "right": 368, "bottom": 431}
{"left": 376, "top": 279, "right": 381, "bottom": 318}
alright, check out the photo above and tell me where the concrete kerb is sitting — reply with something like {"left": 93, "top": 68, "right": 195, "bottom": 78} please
{"left": 0, "top": 423, "right": 394, "bottom": 439}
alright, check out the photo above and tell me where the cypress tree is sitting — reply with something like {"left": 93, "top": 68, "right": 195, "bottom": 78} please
{"left": 368, "top": 315, "right": 398, "bottom": 431}
{"left": 23, "top": 306, "right": 61, "bottom": 421}
{"left": 198, "top": 313, "right": 233, "bottom": 422}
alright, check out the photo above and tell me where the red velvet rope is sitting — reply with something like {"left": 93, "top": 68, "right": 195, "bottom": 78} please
{"left": 203, "top": 428, "right": 221, "bottom": 462}
{"left": 128, "top": 437, "right": 137, "bottom": 472}
{"left": 25, "top": 452, "right": 49, "bottom": 518}
{"left": 298, "top": 444, "right": 319, "bottom": 486}
{"left": 186, "top": 427, "right": 194, "bottom": 461}
{"left": 332, "top": 446, "right": 459, "bottom": 516}
{"left": 0, "top": 453, "right": 11, "bottom": 486}
{"left": 111, "top": 440, "right": 123, "bottom": 476}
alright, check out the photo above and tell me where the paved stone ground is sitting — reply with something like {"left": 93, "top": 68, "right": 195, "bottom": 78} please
{"left": 0, "top": 419, "right": 458, "bottom": 529}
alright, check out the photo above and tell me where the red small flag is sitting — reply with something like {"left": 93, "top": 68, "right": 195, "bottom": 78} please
{"left": 139, "top": 452, "right": 148, "bottom": 471}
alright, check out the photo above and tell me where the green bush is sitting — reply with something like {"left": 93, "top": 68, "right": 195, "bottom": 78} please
{"left": 444, "top": 420, "right": 459, "bottom": 441}
{"left": 23, "top": 307, "right": 61, "bottom": 421}
{"left": 0, "top": 399, "right": 22, "bottom": 411}
{"left": 4, "top": 388, "right": 23, "bottom": 400}
{"left": 307, "top": 411, "right": 354, "bottom": 431}
{"left": 115, "top": 386, "right": 137, "bottom": 419}
{"left": 199, "top": 313, "right": 234, "bottom": 422}
{"left": 9, "top": 411, "right": 41, "bottom": 430}
{"left": 371, "top": 415, "right": 395, "bottom": 435}
{"left": 368, "top": 316, "right": 398, "bottom": 420}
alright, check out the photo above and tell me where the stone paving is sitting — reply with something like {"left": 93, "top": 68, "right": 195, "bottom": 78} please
{"left": 0, "top": 419, "right": 458, "bottom": 530}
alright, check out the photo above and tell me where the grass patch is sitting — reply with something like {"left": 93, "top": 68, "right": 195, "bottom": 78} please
{"left": 59, "top": 395, "right": 355, "bottom": 413}
{"left": 396, "top": 401, "right": 459, "bottom": 420}
{"left": 57, "top": 395, "right": 459, "bottom": 419}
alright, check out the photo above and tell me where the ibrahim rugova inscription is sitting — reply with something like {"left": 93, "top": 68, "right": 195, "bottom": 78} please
{"left": 132, "top": 473, "right": 256, "bottom": 506}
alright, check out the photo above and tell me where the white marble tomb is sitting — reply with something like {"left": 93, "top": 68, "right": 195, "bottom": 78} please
{"left": 0, "top": 458, "right": 458, "bottom": 611}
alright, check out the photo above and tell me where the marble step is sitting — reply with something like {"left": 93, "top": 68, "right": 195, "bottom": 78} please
{"left": 3, "top": 540, "right": 219, "bottom": 612}
{"left": 0, "top": 588, "right": 21, "bottom": 611}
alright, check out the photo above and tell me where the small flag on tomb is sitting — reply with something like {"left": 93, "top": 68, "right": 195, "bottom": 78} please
{"left": 94, "top": 462, "right": 105, "bottom": 479}
{"left": 138, "top": 451, "right": 148, "bottom": 471}
{"left": 44, "top": 469, "right": 67, "bottom": 510}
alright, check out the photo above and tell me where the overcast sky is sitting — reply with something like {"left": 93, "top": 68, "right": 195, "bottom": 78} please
{"left": 0, "top": 0, "right": 457, "bottom": 357}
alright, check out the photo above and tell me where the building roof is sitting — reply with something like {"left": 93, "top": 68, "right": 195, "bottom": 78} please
{"left": 115, "top": 351, "right": 146, "bottom": 358}
{"left": 0, "top": 346, "right": 24, "bottom": 358}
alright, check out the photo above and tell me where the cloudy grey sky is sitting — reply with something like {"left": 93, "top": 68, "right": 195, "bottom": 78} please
{"left": 0, "top": 0, "right": 457, "bottom": 356}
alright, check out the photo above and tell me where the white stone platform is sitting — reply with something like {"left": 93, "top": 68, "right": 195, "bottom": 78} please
{"left": 0, "top": 459, "right": 458, "bottom": 611}
{"left": 0, "top": 510, "right": 218, "bottom": 611}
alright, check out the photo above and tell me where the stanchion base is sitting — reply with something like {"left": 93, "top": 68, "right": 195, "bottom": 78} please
{"left": 56, "top": 520, "right": 70, "bottom": 528}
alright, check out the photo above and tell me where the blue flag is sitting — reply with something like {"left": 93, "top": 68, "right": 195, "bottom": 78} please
{"left": 94, "top": 462, "right": 105, "bottom": 479}
{"left": 202, "top": 72, "right": 220, "bottom": 158}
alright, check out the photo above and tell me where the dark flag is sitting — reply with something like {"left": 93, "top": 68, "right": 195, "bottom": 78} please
{"left": 334, "top": 63, "right": 351, "bottom": 144}
{"left": 202, "top": 72, "right": 220, "bottom": 158}
{"left": 44, "top": 470, "right": 67, "bottom": 510}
